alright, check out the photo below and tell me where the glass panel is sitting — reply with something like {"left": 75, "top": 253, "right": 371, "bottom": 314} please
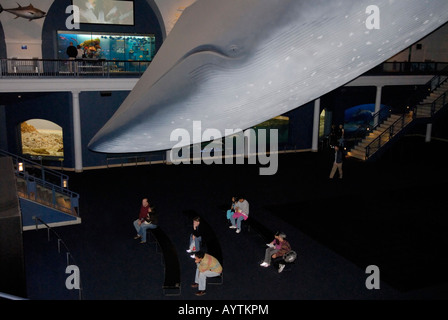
{"left": 57, "top": 31, "right": 155, "bottom": 62}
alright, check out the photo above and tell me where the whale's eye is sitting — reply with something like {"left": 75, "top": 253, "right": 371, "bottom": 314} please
{"left": 228, "top": 44, "right": 240, "bottom": 56}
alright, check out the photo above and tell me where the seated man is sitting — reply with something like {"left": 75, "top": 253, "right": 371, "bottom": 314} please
{"left": 133, "top": 197, "right": 149, "bottom": 238}
{"left": 186, "top": 216, "right": 202, "bottom": 257}
{"left": 191, "top": 251, "right": 222, "bottom": 296}
{"left": 229, "top": 196, "right": 249, "bottom": 233}
{"left": 135, "top": 206, "right": 158, "bottom": 244}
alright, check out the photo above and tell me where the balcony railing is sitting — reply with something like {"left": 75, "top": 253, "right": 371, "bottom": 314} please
{"left": 0, "top": 58, "right": 150, "bottom": 78}
{"left": 1, "top": 59, "right": 447, "bottom": 79}
{"left": 366, "top": 61, "right": 448, "bottom": 75}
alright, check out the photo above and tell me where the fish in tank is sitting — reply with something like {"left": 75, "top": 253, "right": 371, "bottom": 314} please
{"left": 57, "top": 31, "right": 155, "bottom": 61}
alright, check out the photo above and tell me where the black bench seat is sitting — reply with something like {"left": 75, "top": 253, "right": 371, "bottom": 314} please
{"left": 147, "top": 227, "right": 181, "bottom": 296}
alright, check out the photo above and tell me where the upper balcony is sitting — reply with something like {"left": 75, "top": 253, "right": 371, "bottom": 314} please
{"left": 0, "top": 58, "right": 149, "bottom": 79}
{"left": 1, "top": 58, "right": 447, "bottom": 80}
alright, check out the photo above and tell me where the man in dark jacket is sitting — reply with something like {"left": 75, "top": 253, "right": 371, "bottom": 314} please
{"left": 66, "top": 42, "right": 78, "bottom": 58}
{"left": 329, "top": 145, "right": 344, "bottom": 179}
{"left": 66, "top": 42, "right": 78, "bottom": 72}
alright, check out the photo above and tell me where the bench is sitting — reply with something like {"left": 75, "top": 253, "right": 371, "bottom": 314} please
{"left": 220, "top": 203, "right": 272, "bottom": 241}
{"left": 245, "top": 216, "right": 274, "bottom": 244}
{"left": 147, "top": 227, "right": 181, "bottom": 296}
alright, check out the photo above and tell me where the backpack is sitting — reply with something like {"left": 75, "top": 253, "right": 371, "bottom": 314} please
{"left": 283, "top": 250, "right": 297, "bottom": 263}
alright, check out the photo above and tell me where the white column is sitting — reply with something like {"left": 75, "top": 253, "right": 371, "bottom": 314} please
{"left": 312, "top": 98, "right": 320, "bottom": 151}
{"left": 72, "top": 90, "right": 83, "bottom": 172}
{"left": 374, "top": 86, "right": 383, "bottom": 127}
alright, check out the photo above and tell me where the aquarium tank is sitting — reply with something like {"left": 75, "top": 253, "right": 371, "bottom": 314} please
{"left": 57, "top": 31, "right": 156, "bottom": 61}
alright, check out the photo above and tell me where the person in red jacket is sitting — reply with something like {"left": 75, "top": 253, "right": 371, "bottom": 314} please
{"left": 133, "top": 197, "right": 149, "bottom": 239}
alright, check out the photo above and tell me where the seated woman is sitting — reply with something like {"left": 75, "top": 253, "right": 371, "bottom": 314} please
{"left": 229, "top": 196, "right": 249, "bottom": 233}
{"left": 260, "top": 232, "right": 291, "bottom": 271}
{"left": 187, "top": 216, "right": 202, "bottom": 257}
{"left": 226, "top": 196, "right": 238, "bottom": 221}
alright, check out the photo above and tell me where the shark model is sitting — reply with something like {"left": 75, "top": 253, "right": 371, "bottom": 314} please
{"left": 88, "top": 0, "right": 448, "bottom": 154}
{"left": 0, "top": 3, "right": 46, "bottom": 21}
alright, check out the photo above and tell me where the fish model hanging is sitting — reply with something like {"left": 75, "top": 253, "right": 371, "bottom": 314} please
{"left": 88, "top": 0, "right": 448, "bottom": 154}
{"left": 0, "top": 3, "right": 46, "bottom": 21}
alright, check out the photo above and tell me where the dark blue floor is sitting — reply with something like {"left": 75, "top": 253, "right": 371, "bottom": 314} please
{"left": 22, "top": 134, "right": 448, "bottom": 303}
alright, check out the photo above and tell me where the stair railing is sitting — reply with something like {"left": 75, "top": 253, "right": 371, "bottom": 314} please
{"left": 414, "top": 89, "right": 448, "bottom": 119}
{"left": 33, "top": 216, "right": 83, "bottom": 300}
{"left": 363, "top": 65, "right": 448, "bottom": 159}
{"left": 0, "top": 149, "right": 68, "bottom": 188}
{"left": 0, "top": 149, "right": 79, "bottom": 217}
{"left": 365, "top": 112, "right": 413, "bottom": 158}
{"left": 345, "top": 106, "right": 391, "bottom": 150}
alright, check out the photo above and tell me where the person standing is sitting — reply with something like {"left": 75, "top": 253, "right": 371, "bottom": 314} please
{"left": 329, "top": 124, "right": 337, "bottom": 148}
{"left": 329, "top": 145, "right": 344, "bottom": 179}
{"left": 336, "top": 124, "right": 345, "bottom": 147}
{"left": 191, "top": 251, "right": 222, "bottom": 296}
{"left": 76, "top": 45, "right": 84, "bottom": 59}
{"left": 66, "top": 42, "right": 78, "bottom": 72}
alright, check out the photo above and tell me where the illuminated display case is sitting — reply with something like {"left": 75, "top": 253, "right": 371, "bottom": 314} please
{"left": 57, "top": 31, "right": 155, "bottom": 61}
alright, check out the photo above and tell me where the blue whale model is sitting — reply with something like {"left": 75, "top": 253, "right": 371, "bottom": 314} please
{"left": 88, "top": 0, "right": 448, "bottom": 153}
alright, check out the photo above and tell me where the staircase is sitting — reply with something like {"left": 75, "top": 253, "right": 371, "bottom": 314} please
{"left": 347, "top": 75, "right": 448, "bottom": 161}
{"left": 414, "top": 81, "right": 448, "bottom": 118}
{"left": 0, "top": 150, "right": 81, "bottom": 230}
{"left": 347, "top": 113, "right": 413, "bottom": 160}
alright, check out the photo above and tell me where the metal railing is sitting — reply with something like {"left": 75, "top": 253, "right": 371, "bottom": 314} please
{"left": 1, "top": 59, "right": 446, "bottom": 79}
{"left": 365, "top": 112, "right": 413, "bottom": 158}
{"left": 0, "top": 58, "right": 150, "bottom": 78}
{"left": 413, "top": 90, "right": 448, "bottom": 119}
{"left": 366, "top": 61, "right": 448, "bottom": 75}
{"left": 364, "top": 70, "right": 448, "bottom": 159}
{"left": 0, "top": 149, "right": 79, "bottom": 217}
{"left": 344, "top": 106, "right": 391, "bottom": 150}
{"left": 33, "top": 217, "right": 83, "bottom": 300}
{"left": 358, "top": 64, "right": 448, "bottom": 160}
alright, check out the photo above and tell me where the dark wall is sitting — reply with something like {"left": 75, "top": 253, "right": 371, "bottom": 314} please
{"left": 285, "top": 101, "right": 314, "bottom": 149}
{"left": 382, "top": 85, "right": 426, "bottom": 112}
{"left": 0, "top": 22, "right": 6, "bottom": 58}
{"left": 0, "top": 90, "right": 130, "bottom": 169}
{"left": 42, "top": 0, "right": 163, "bottom": 59}
{"left": 0, "top": 157, "right": 26, "bottom": 298}
{"left": 2, "top": 92, "right": 74, "bottom": 167}
{"left": 320, "top": 84, "right": 424, "bottom": 125}
{"left": 79, "top": 90, "right": 130, "bottom": 167}
{"left": 322, "top": 86, "right": 377, "bottom": 126}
